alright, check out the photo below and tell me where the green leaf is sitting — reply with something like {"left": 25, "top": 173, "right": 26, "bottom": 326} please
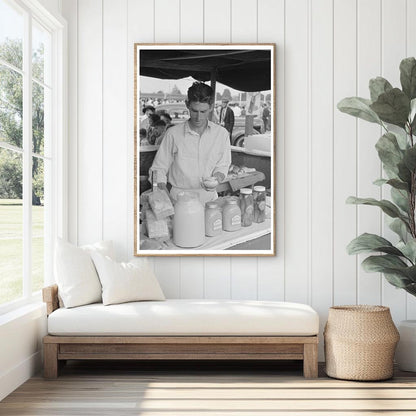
{"left": 389, "top": 218, "right": 410, "bottom": 241}
{"left": 383, "top": 271, "right": 412, "bottom": 288}
{"left": 403, "top": 146, "right": 416, "bottom": 172}
{"left": 373, "top": 178, "right": 388, "bottom": 186}
{"left": 369, "top": 77, "right": 393, "bottom": 102}
{"left": 400, "top": 57, "right": 416, "bottom": 100}
{"left": 398, "top": 161, "right": 412, "bottom": 185}
{"left": 362, "top": 254, "right": 408, "bottom": 272}
{"left": 394, "top": 130, "right": 410, "bottom": 150}
{"left": 370, "top": 88, "right": 410, "bottom": 128}
{"left": 397, "top": 240, "right": 416, "bottom": 264}
{"left": 375, "top": 132, "right": 404, "bottom": 174}
{"left": 346, "top": 196, "right": 405, "bottom": 219}
{"left": 387, "top": 179, "right": 410, "bottom": 191}
{"left": 347, "top": 233, "right": 404, "bottom": 256}
{"left": 391, "top": 187, "right": 410, "bottom": 213}
{"left": 337, "top": 97, "right": 383, "bottom": 125}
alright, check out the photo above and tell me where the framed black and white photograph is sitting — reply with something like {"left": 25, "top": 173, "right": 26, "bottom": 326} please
{"left": 134, "top": 44, "right": 275, "bottom": 256}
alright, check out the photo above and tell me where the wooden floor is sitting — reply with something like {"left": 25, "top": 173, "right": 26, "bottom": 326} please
{"left": 1, "top": 360, "right": 416, "bottom": 415}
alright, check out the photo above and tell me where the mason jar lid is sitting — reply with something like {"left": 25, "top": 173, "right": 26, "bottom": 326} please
{"left": 240, "top": 188, "right": 252, "bottom": 195}
{"left": 253, "top": 186, "right": 266, "bottom": 192}
{"left": 206, "top": 202, "right": 219, "bottom": 209}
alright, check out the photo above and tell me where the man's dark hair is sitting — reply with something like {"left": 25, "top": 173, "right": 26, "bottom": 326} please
{"left": 148, "top": 113, "right": 161, "bottom": 124}
{"left": 153, "top": 119, "right": 166, "bottom": 127}
{"left": 187, "top": 82, "right": 214, "bottom": 105}
{"left": 142, "top": 105, "right": 155, "bottom": 114}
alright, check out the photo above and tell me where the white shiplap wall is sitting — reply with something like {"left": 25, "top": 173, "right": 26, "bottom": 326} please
{"left": 61, "top": 0, "right": 416, "bottom": 356}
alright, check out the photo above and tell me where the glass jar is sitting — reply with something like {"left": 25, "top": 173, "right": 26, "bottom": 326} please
{"left": 253, "top": 185, "right": 266, "bottom": 223}
{"left": 205, "top": 202, "right": 222, "bottom": 237}
{"left": 222, "top": 199, "right": 241, "bottom": 232}
{"left": 239, "top": 188, "right": 254, "bottom": 227}
{"left": 173, "top": 192, "right": 205, "bottom": 247}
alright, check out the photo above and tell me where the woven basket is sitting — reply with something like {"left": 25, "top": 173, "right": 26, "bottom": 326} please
{"left": 324, "top": 305, "right": 399, "bottom": 381}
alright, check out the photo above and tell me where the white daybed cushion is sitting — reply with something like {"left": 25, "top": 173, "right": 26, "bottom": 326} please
{"left": 55, "top": 239, "right": 114, "bottom": 308}
{"left": 90, "top": 253, "right": 165, "bottom": 305}
{"left": 47, "top": 299, "right": 319, "bottom": 336}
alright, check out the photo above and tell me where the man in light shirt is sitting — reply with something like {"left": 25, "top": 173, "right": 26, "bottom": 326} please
{"left": 149, "top": 82, "right": 231, "bottom": 204}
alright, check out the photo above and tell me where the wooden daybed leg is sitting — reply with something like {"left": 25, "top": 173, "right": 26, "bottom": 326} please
{"left": 303, "top": 342, "right": 318, "bottom": 379}
{"left": 43, "top": 342, "right": 59, "bottom": 379}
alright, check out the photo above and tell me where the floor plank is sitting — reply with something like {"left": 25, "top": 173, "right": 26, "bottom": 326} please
{"left": 1, "top": 361, "right": 416, "bottom": 415}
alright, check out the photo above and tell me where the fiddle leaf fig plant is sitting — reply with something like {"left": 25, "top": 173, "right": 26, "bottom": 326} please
{"left": 337, "top": 57, "right": 416, "bottom": 297}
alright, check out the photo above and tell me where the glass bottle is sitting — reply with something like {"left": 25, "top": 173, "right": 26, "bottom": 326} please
{"left": 253, "top": 185, "right": 266, "bottom": 223}
{"left": 239, "top": 188, "right": 254, "bottom": 227}
{"left": 205, "top": 202, "right": 222, "bottom": 237}
{"left": 173, "top": 192, "right": 205, "bottom": 247}
{"left": 222, "top": 199, "right": 241, "bottom": 232}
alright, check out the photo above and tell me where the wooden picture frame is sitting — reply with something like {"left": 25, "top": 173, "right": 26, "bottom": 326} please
{"left": 134, "top": 43, "right": 276, "bottom": 256}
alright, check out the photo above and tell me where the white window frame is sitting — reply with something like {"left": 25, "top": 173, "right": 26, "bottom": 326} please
{"left": 0, "top": 0, "right": 67, "bottom": 315}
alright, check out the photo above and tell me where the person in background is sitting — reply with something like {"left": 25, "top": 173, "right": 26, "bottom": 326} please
{"left": 261, "top": 102, "right": 271, "bottom": 131}
{"left": 159, "top": 113, "right": 173, "bottom": 129}
{"left": 218, "top": 98, "right": 235, "bottom": 143}
{"left": 146, "top": 114, "right": 162, "bottom": 144}
{"left": 140, "top": 105, "right": 155, "bottom": 130}
{"left": 149, "top": 82, "right": 231, "bottom": 204}
{"left": 139, "top": 128, "right": 149, "bottom": 145}
{"left": 150, "top": 120, "right": 167, "bottom": 146}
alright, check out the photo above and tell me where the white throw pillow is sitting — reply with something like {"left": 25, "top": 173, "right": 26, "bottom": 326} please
{"left": 54, "top": 239, "right": 114, "bottom": 308}
{"left": 90, "top": 252, "right": 165, "bottom": 306}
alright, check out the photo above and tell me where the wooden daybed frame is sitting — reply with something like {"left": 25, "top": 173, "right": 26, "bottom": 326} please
{"left": 42, "top": 285, "right": 319, "bottom": 379}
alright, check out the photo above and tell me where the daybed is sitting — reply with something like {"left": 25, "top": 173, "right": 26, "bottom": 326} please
{"left": 42, "top": 284, "right": 319, "bottom": 379}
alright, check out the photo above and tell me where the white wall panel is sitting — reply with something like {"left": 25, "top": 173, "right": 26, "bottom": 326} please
{"left": 257, "top": 0, "right": 285, "bottom": 301}
{"left": 230, "top": 0, "right": 257, "bottom": 42}
{"left": 180, "top": 0, "right": 203, "bottom": 43}
{"left": 284, "top": 0, "right": 309, "bottom": 304}
{"left": 204, "top": 0, "right": 231, "bottom": 43}
{"left": 77, "top": 0, "right": 103, "bottom": 245}
{"left": 62, "top": 0, "right": 78, "bottom": 244}
{"left": 154, "top": 0, "right": 180, "bottom": 42}
{"left": 356, "top": 0, "right": 382, "bottom": 306}
{"left": 333, "top": 0, "right": 357, "bottom": 305}
{"left": 310, "top": 0, "right": 334, "bottom": 358}
{"left": 204, "top": 258, "right": 231, "bottom": 299}
{"left": 103, "top": 0, "right": 128, "bottom": 260}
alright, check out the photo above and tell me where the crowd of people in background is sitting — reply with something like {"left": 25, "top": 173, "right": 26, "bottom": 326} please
{"left": 139, "top": 96, "right": 271, "bottom": 147}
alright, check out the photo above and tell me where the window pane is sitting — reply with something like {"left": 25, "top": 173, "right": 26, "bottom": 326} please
{"left": 32, "top": 20, "right": 51, "bottom": 85}
{"left": 32, "top": 81, "right": 45, "bottom": 155}
{"left": 0, "top": 147, "right": 23, "bottom": 305}
{"left": 32, "top": 156, "right": 43, "bottom": 293}
{"left": 0, "top": 64, "right": 23, "bottom": 148}
{"left": 0, "top": 0, "right": 24, "bottom": 70}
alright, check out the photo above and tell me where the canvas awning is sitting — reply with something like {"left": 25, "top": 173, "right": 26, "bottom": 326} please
{"left": 139, "top": 49, "right": 272, "bottom": 92}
